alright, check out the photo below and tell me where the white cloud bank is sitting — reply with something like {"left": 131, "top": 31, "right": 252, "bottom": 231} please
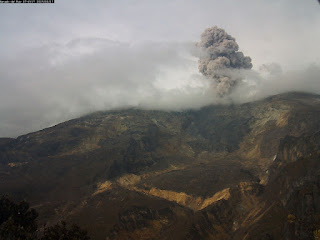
{"left": 0, "top": 38, "right": 319, "bottom": 137}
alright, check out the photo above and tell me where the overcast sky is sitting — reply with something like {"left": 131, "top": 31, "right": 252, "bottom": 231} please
{"left": 0, "top": 0, "right": 320, "bottom": 137}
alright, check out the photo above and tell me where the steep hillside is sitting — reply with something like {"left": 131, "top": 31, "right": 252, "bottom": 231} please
{"left": 0, "top": 92, "right": 320, "bottom": 239}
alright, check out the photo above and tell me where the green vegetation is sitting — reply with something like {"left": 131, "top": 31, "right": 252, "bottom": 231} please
{"left": 0, "top": 196, "right": 90, "bottom": 240}
{"left": 40, "top": 221, "right": 90, "bottom": 240}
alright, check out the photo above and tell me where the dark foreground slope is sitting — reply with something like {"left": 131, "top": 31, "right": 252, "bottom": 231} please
{"left": 0, "top": 92, "right": 320, "bottom": 239}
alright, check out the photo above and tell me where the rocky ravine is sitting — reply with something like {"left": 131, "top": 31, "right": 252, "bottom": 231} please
{"left": 0, "top": 92, "right": 320, "bottom": 239}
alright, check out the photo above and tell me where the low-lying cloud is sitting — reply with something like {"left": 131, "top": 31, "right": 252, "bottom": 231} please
{"left": 0, "top": 35, "right": 319, "bottom": 137}
{"left": 0, "top": 39, "right": 212, "bottom": 137}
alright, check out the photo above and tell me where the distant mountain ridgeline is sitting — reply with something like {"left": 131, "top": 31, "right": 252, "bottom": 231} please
{"left": 0, "top": 92, "right": 320, "bottom": 239}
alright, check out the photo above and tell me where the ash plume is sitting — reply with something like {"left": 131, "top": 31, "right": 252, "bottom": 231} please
{"left": 198, "top": 26, "right": 252, "bottom": 96}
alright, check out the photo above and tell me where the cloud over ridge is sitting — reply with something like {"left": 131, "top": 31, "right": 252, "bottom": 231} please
{"left": 0, "top": 29, "right": 320, "bottom": 137}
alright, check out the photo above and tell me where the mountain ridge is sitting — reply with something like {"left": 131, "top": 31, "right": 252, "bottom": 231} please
{"left": 1, "top": 91, "right": 320, "bottom": 239}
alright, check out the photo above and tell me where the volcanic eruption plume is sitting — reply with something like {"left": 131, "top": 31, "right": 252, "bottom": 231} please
{"left": 198, "top": 26, "right": 253, "bottom": 97}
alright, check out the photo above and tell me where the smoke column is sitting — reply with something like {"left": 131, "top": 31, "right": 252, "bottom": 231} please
{"left": 198, "top": 26, "right": 252, "bottom": 96}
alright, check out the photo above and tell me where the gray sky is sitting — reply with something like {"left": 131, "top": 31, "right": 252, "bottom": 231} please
{"left": 0, "top": 0, "right": 320, "bottom": 137}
